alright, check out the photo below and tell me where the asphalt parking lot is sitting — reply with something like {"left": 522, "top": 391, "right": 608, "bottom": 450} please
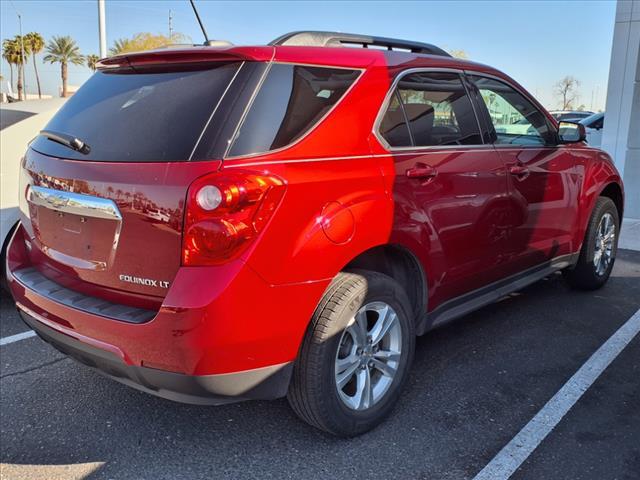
{"left": 1, "top": 250, "right": 639, "bottom": 480}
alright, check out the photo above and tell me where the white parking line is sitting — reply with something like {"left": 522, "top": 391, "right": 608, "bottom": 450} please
{"left": 473, "top": 308, "right": 640, "bottom": 480}
{"left": 0, "top": 330, "right": 36, "bottom": 346}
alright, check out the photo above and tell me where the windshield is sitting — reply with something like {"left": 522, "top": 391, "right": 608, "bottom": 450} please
{"left": 580, "top": 112, "right": 604, "bottom": 127}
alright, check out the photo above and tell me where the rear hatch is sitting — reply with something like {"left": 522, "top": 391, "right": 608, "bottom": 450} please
{"left": 18, "top": 53, "right": 268, "bottom": 303}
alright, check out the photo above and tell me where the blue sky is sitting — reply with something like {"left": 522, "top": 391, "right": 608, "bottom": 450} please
{"left": 1, "top": 0, "right": 616, "bottom": 110}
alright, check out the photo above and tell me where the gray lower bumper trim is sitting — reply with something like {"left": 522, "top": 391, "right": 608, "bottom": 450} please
{"left": 20, "top": 311, "right": 293, "bottom": 406}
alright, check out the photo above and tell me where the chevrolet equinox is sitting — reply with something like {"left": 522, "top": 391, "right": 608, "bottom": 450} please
{"left": 6, "top": 32, "right": 624, "bottom": 436}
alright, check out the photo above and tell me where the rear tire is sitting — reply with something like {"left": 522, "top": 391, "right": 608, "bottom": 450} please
{"left": 564, "top": 197, "right": 619, "bottom": 290}
{"left": 287, "top": 270, "right": 415, "bottom": 437}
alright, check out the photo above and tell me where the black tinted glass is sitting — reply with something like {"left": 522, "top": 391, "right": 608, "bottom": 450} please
{"left": 380, "top": 72, "right": 482, "bottom": 147}
{"left": 228, "top": 64, "right": 360, "bottom": 157}
{"left": 380, "top": 91, "right": 412, "bottom": 147}
{"left": 31, "top": 63, "right": 241, "bottom": 162}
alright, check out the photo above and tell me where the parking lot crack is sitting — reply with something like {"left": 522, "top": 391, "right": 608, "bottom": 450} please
{"left": 0, "top": 357, "right": 69, "bottom": 380}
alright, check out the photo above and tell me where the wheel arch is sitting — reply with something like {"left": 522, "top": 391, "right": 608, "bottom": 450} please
{"left": 0, "top": 220, "right": 20, "bottom": 290}
{"left": 599, "top": 182, "right": 624, "bottom": 220}
{"left": 343, "top": 243, "right": 427, "bottom": 327}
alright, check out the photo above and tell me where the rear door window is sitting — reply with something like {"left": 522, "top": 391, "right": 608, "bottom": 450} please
{"left": 227, "top": 64, "right": 361, "bottom": 157}
{"left": 379, "top": 72, "right": 482, "bottom": 148}
{"left": 31, "top": 62, "right": 242, "bottom": 162}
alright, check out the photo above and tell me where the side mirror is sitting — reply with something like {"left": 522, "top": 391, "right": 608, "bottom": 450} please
{"left": 558, "top": 121, "right": 587, "bottom": 143}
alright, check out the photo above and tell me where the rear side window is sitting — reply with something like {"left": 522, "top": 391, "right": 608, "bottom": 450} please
{"left": 31, "top": 63, "right": 242, "bottom": 162}
{"left": 380, "top": 72, "right": 482, "bottom": 148}
{"left": 227, "top": 64, "right": 360, "bottom": 157}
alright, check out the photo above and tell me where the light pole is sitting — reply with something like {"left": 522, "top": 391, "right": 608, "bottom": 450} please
{"left": 98, "top": 0, "right": 107, "bottom": 58}
{"left": 17, "top": 10, "right": 26, "bottom": 100}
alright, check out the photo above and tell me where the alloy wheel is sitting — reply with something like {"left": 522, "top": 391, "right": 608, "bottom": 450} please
{"left": 334, "top": 301, "right": 402, "bottom": 411}
{"left": 593, "top": 212, "right": 616, "bottom": 276}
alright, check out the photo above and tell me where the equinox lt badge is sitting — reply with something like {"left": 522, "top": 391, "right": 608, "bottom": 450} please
{"left": 119, "top": 274, "right": 169, "bottom": 289}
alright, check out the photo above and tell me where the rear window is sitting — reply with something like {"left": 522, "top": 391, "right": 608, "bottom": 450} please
{"left": 30, "top": 63, "right": 241, "bottom": 162}
{"left": 227, "top": 64, "right": 360, "bottom": 157}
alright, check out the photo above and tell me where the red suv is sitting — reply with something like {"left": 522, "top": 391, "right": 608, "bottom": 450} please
{"left": 6, "top": 32, "right": 624, "bottom": 436}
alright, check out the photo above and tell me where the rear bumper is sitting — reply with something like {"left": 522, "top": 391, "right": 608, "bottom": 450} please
{"left": 6, "top": 224, "right": 330, "bottom": 403}
{"left": 19, "top": 308, "right": 292, "bottom": 405}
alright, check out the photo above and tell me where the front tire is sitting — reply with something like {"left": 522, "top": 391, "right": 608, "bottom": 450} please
{"left": 287, "top": 270, "right": 415, "bottom": 437}
{"left": 564, "top": 197, "right": 619, "bottom": 290}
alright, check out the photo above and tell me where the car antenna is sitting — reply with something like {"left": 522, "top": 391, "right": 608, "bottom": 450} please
{"left": 189, "top": 0, "right": 214, "bottom": 46}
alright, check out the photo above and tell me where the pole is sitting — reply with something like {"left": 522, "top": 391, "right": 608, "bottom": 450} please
{"left": 18, "top": 12, "right": 25, "bottom": 100}
{"left": 98, "top": 0, "right": 107, "bottom": 58}
{"left": 169, "top": 9, "right": 173, "bottom": 39}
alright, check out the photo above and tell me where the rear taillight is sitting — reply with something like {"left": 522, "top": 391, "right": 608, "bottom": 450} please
{"left": 182, "top": 170, "right": 286, "bottom": 266}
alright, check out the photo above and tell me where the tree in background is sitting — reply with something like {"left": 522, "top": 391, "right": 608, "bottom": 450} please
{"left": 86, "top": 54, "right": 100, "bottom": 72}
{"left": 2, "top": 38, "right": 18, "bottom": 94}
{"left": 448, "top": 49, "right": 468, "bottom": 59}
{"left": 2, "top": 37, "right": 27, "bottom": 100}
{"left": 43, "top": 36, "right": 84, "bottom": 97}
{"left": 14, "top": 36, "right": 29, "bottom": 100}
{"left": 554, "top": 76, "right": 581, "bottom": 110}
{"left": 109, "top": 32, "right": 189, "bottom": 56}
{"left": 24, "top": 32, "right": 44, "bottom": 99}
{"left": 109, "top": 38, "right": 130, "bottom": 56}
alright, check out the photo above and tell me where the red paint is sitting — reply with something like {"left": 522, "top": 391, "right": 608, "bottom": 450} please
{"left": 321, "top": 202, "right": 356, "bottom": 245}
{"left": 6, "top": 44, "right": 624, "bottom": 382}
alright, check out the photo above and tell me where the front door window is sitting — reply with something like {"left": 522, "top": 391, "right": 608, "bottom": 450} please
{"left": 468, "top": 75, "right": 555, "bottom": 147}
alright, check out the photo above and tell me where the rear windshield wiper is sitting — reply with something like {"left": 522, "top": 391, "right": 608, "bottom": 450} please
{"left": 40, "top": 129, "right": 91, "bottom": 155}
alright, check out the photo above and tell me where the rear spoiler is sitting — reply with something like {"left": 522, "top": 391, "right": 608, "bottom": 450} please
{"left": 96, "top": 46, "right": 275, "bottom": 71}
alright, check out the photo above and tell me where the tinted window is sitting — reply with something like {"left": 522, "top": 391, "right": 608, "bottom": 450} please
{"left": 581, "top": 113, "right": 604, "bottom": 129}
{"left": 379, "top": 91, "right": 413, "bottom": 147}
{"left": 31, "top": 63, "right": 241, "bottom": 162}
{"left": 380, "top": 72, "right": 482, "bottom": 147}
{"left": 228, "top": 64, "right": 360, "bottom": 157}
{"left": 555, "top": 112, "right": 590, "bottom": 122}
{"left": 470, "top": 75, "right": 555, "bottom": 146}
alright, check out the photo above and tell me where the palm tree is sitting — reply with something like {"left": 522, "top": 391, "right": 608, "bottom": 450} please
{"left": 2, "top": 39, "right": 17, "bottom": 94}
{"left": 86, "top": 54, "right": 99, "bottom": 72}
{"left": 15, "top": 36, "right": 29, "bottom": 100}
{"left": 24, "top": 32, "right": 44, "bottom": 99}
{"left": 43, "top": 36, "right": 84, "bottom": 97}
{"left": 2, "top": 38, "right": 26, "bottom": 99}
{"left": 109, "top": 38, "right": 131, "bottom": 56}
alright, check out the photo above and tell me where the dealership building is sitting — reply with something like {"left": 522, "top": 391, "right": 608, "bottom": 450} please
{"left": 603, "top": 0, "right": 640, "bottom": 218}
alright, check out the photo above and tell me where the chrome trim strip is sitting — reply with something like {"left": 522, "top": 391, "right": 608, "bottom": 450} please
{"left": 27, "top": 185, "right": 122, "bottom": 221}
{"left": 226, "top": 154, "right": 375, "bottom": 168}
{"left": 224, "top": 148, "right": 503, "bottom": 168}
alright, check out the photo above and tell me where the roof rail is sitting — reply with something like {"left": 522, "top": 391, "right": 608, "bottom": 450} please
{"left": 269, "top": 31, "right": 452, "bottom": 58}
